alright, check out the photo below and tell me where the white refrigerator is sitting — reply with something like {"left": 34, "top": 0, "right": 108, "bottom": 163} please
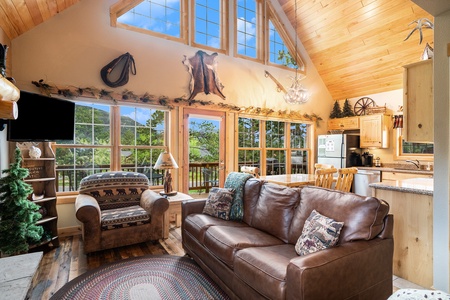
{"left": 317, "top": 134, "right": 360, "bottom": 168}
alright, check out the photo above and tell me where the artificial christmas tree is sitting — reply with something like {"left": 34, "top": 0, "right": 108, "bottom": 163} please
{"left": 0, "top": 147, "right": 43, "bottom": 256}
{"left": 342, "top": 99, "right": 355, "bottom": 117}
{"left": 329, "top": 100, "right": 343, "bottom": 119}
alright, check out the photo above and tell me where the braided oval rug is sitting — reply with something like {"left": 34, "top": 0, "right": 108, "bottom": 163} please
{"left": 50, "top": 255, "right": 230, "bottom": 300}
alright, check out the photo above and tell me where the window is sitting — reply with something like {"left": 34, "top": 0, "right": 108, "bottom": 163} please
{"left": 394, "top": 130, "right": 434, "bottom": 161}
{"left": 236, "top": 0, "right": 260, "bottom": 59}
{"left": 111, "top": 0, "right": 188, "bottom": 43}
{"left": 191, "top": 0, "right": 228, "bottom": 52}
{"left": 54, "top": 102, "right": 168, "bottom": 193}
{"left": 237, "top": 117, "right": 310, "bottom": 175}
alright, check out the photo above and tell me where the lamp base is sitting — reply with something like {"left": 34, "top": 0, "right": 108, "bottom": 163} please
{"left": 159, "top": 191, "right": 178, "bottom": 196}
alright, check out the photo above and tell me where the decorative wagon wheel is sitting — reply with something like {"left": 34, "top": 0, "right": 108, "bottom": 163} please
{"left": 354, "top": 97, "right": 375, "bottom": 116}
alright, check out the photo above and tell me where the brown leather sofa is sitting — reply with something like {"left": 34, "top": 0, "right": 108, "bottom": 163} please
{"left": 75, "top": 171, "right": 169, "bottom": 253}
{"left": 182, "top": 178, "right": 393, "bottom": 300}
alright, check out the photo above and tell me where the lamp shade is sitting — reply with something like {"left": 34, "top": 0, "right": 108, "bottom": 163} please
{"left": 154, "top": 151, "right": 179, "bottom": 170}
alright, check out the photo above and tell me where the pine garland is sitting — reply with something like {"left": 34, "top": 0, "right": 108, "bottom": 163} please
{"left": 0, "top": 148, "right": 43, "bottom": 255}
{"left": 31, "top": 79, "right": 323, "bottom": 126}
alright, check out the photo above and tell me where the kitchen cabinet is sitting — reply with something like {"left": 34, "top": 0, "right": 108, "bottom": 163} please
{"left": 371, "top": 182, "right": 433, "bottom": 288}
{"left": 9, "top": 142, "right": 60, "bottom": 251}
{"left": 359, "top": 114, "right": 390, "bottom": 148}
{"left": 327, "top": 116, "right": 359, "bottom": 131}
{"left": 403, "top": 60, "right": 433, "bottom": 142}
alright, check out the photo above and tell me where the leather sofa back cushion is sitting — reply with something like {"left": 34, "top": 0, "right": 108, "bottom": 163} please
{"left": 288, "top": 186, "right": 390, "bottom": 244}
{"left": 242, "top": 178, "right": 264, "bottom": 225}
{"left": 251, "top": 183, "right": 301, "bottom": 243}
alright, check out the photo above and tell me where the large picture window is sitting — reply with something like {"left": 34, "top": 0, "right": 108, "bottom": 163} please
{"left": 237, "top": 116, "right": 310, "bottom": 175}
{"left": 54, "top": 102, "right": 168, "bottom": 193}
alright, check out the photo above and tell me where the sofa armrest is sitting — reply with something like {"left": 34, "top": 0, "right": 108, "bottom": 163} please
{"left": 75, "top": 194, "right": 101, "bottom": 224}
{"left": 181, "top": 198, "right": 207, "bottom": 221}
{"left": 286, "top": 238, "right": 393, "bottom": 300}
{"left": 140, "top": 189, "right": 169, "bottom": 215}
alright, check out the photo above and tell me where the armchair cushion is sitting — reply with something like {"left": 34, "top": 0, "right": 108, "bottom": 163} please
{"left": 101, "top": 205, "right": 150, "bottom": 230}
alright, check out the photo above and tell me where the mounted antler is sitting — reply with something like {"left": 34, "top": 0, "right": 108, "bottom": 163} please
{"left": 404, "top": 18, "right": 434, "bottom": 44}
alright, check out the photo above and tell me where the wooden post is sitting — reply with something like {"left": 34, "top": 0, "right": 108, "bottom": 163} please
{"left": 0, "top": 100, "right": 18, "bottom": 119}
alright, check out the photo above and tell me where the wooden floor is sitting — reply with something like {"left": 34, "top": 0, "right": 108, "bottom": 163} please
{"left": 29, "top": 224, "right": 422, "bottom": 300}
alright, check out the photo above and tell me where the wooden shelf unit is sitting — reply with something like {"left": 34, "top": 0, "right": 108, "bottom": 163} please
{"left": 9, "top": 142, "right": 60, "bottom": 252}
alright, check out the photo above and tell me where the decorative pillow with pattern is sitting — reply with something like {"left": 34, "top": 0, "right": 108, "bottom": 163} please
{"left": 295, "top": 209, "right": 344, "bottom": 256}
{"left": 202, "top": 188, "right": 235, "bottom": 220}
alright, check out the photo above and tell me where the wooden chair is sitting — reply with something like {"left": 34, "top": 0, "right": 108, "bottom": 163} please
{"left": 314, "top": 163, "right": 335, "bottom": 170}
{"left": 334, "top": 167, "right": 358, "bottom": 192}
{"left": 315, "top": 167, "right": 337, "bottom": 189}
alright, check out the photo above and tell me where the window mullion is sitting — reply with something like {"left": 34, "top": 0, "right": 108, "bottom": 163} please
{"left": 111, "top": 106, "right": 121, "bottom": 171}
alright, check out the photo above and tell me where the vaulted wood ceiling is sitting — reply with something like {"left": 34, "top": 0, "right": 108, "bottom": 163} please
{"left": 0, "top": 0, "right": 434, "bottom": 100}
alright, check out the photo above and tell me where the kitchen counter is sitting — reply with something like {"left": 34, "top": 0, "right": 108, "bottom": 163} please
{"left": 369, "top": 177, "right": 433, "bottom": 196}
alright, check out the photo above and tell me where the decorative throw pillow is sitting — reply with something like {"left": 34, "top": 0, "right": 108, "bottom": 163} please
{"left": 295, "top": 209, "right": 344, "bottom": 256}
{"left": 202, "top": 187, "right": 235, "bottom": 220}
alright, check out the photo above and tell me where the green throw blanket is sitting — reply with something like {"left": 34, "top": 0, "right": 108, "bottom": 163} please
{"left": 224, "top": 172, "right": 253, "bottom": 221}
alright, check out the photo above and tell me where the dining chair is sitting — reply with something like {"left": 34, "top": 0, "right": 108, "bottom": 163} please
{"left": 315, "top": 167, "right": 337, "bottom": 189}
{"left": 314, "top": 163, "right": 335, "bottom": 170}
{"left": 334, "top": 167, "right": 358, "bottom": 192}
{"left": 240, "top": 166, "right": 260, "bottom": 178}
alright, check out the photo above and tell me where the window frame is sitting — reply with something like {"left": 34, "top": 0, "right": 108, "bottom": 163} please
{"left": 53, "top": 100, "right": 170, "bottom": 196}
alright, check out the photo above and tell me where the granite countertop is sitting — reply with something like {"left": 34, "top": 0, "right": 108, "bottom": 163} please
{"left": 369, "top": 178, "right": 433, "bottom": 196}
{"left": 357, "top": 166, "right": 434, "bottom": 176}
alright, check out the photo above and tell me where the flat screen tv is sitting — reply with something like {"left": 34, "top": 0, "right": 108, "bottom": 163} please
{"left": 7, "top": 91, "right": 75, "bottom": 142}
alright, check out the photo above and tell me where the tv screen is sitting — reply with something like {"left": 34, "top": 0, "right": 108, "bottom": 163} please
{"left": 7, "top": 91, "right": 75, "bottom": 142}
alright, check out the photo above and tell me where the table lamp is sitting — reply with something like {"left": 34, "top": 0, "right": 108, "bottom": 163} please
{"left": 154, "top": 151, "right": 179, "bottom": 196}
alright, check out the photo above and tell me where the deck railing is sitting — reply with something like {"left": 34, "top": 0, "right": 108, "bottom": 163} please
{"left": 56, "top": 161, "right": 307, "bottom": 193}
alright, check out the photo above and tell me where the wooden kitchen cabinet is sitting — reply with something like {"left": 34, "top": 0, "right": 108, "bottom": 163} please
{"left": 403, "top": 60, "right": 433, "bottom": 142}
{"left": 327, "top": 116, "right": 359, "bottom": 130}
{"left": 382, "top": 171, "right": 433, "bottom": 182}
{"left": 359, "top": 114, "right": 391, "bottom": 148}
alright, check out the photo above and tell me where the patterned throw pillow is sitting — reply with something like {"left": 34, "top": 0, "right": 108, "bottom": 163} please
{"left": 202, "top": 188, "right": 235, "bottom": 220}
{"left": 295, "top": 209, "right": 344, "bottom": 256}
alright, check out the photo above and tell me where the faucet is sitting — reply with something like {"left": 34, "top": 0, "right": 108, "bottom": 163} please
{"left": 406, "top": 159, "right": 420, "bottom": 169}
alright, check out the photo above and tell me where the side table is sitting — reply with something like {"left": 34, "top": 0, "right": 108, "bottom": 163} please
{"left": 163, "top": 192, "right": 193, "bottom": 239}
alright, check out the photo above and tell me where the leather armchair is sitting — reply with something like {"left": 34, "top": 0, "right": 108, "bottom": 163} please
{"left": 75, "top": 171, "right": 169, "bottom": 253}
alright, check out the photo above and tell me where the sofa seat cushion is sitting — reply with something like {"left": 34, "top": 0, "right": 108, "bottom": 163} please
{"left": 204, "top": 226, "right": 284, "bottom": 268}
{"left": 234, "top": 244, "right": 298, "bottom": 300}
{"left": 101, "top": 205, "right": 150, "bottom": 230}
{"left": 184, "top": 213, "right": 247, "bottom": 244}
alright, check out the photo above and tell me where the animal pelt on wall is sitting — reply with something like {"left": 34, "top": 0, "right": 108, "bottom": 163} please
{"left": 183, "top": 50, "right": 225, "bottom": 101}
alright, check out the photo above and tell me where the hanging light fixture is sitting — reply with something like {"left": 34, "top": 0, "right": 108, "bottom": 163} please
{"left": 283, "top": 0, "right": 310, "bottom": 104}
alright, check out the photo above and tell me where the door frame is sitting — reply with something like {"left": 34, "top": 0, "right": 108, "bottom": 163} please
{"left": 182, "top": 108, "right": 226, "bottom": 193}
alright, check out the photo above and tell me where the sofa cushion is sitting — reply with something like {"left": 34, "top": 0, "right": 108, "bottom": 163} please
{"left": 234, "top": 244, "right": 297, "bottom": 300}
{"left": 251, "top": 183, "right": 301, "bottom": 243}
{"left": 204, "top": 226, "right": 284, "bottom": 268}
{"left": 295, "top": 209, "right": 344, "bottom": 256}
{"left": 202, "top": 187, "right": 235, "bottom": 220}
{"left": 101, "top": 205, "right": 150, "bottom": 230}
{"left": 184, "top": 214, "right": 247, "bottom": 244}
{"left": 288, "top": 186, "right": 390, "bottom": 244}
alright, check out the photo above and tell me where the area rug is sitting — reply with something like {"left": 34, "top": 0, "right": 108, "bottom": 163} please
{"left": 50, "top": 255, "right": 230, "bottom": 300}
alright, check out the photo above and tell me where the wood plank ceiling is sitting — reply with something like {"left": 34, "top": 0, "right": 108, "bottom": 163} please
{"left": 0, "top": 0, "right": 434, "bottom": 100}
